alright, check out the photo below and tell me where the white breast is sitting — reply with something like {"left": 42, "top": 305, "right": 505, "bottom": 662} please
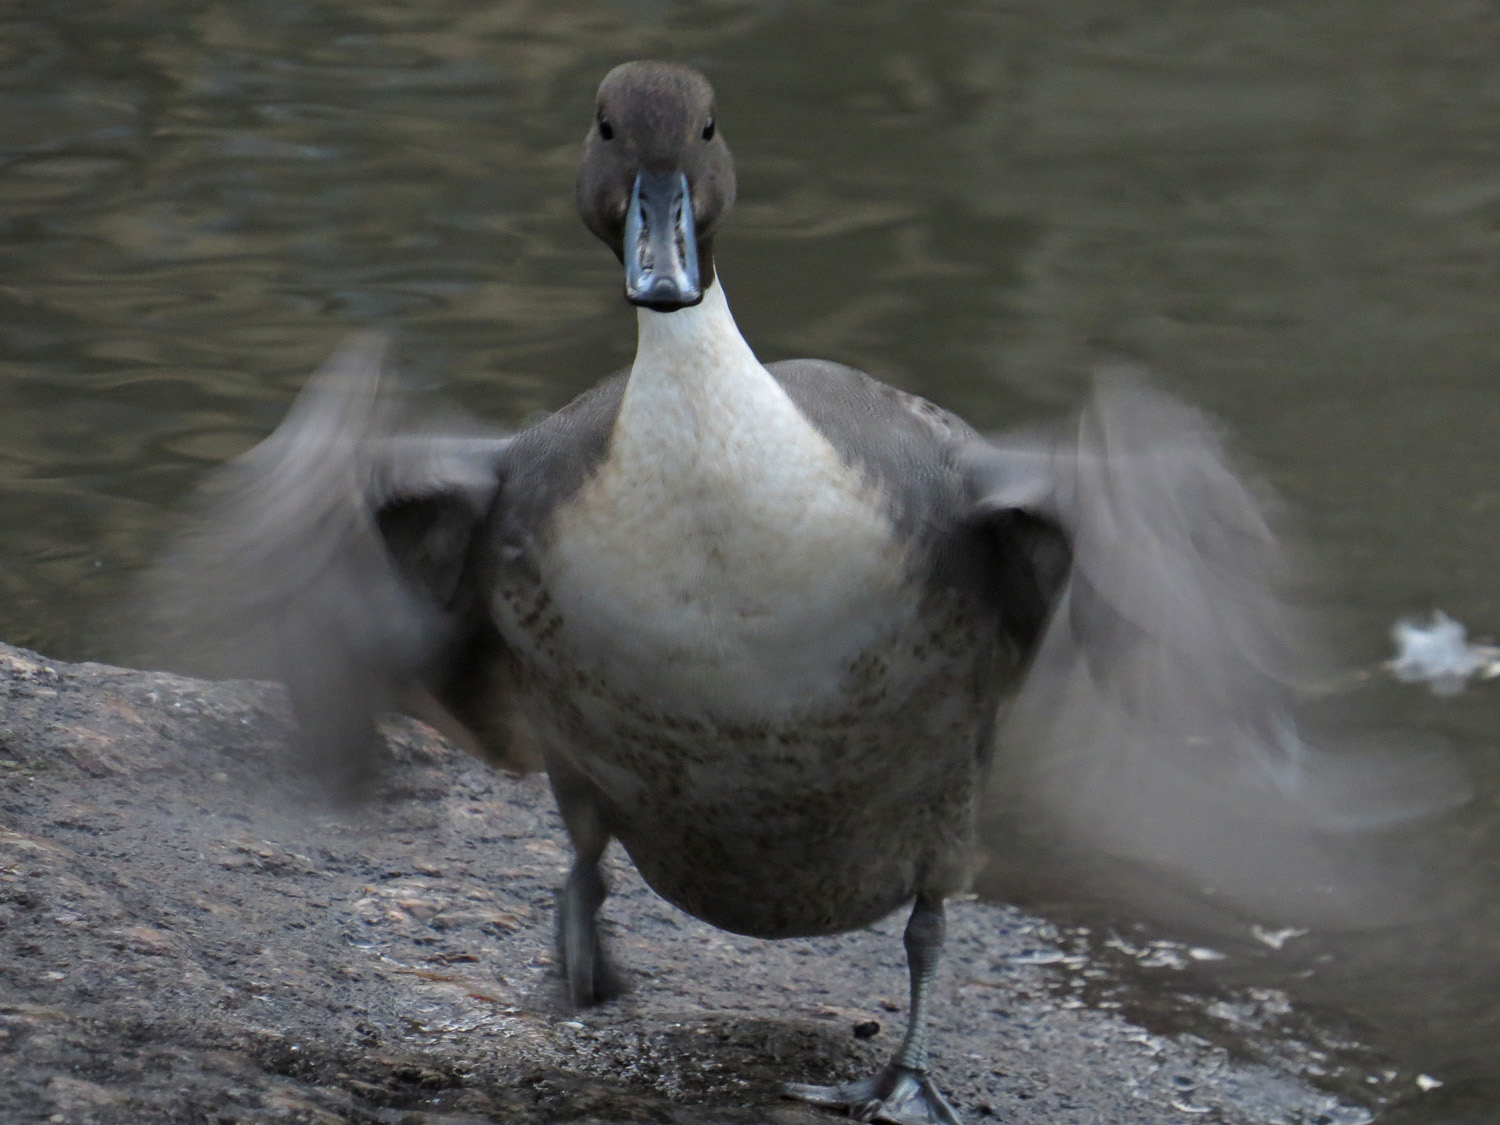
{"left": 544, "top": 282, "right": 912, "bottom": 718}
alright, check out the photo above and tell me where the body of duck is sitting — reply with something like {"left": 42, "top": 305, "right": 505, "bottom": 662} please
{"left": 493, "top": 280, "right": 1014, "bottom": 940}
{"left": 157, "top": 59, "right": 1341, "bottom": 1125}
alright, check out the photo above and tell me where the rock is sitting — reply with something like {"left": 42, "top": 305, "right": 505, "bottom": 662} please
{"left": 0, "top": 641, "right": 1373, "bottom": 1123}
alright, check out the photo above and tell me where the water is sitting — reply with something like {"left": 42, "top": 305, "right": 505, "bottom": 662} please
{"left": 3, "top": 0, "right": 1499, "bottom": 1117}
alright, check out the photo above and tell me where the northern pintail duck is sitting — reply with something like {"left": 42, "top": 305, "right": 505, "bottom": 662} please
{"left": 154, "top": 60, "right": 1440, "bottom": 1125}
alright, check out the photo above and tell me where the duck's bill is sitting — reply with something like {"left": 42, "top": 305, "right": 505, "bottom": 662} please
{"left": 624, "top": 169, "right": 702, "bottom": 310}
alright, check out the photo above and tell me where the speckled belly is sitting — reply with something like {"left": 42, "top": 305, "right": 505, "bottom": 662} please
{"left": 497, "top": 568, "right": 1006, "bottom": 938}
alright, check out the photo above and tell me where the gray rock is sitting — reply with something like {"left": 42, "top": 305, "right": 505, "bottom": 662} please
{"left": 0, "top": 642, "right": 1369, "bottom": 1123}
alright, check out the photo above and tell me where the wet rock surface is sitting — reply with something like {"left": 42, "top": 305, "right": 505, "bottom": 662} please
{"left": 0, "top": 642, "right": 1371, "bottom": 1124}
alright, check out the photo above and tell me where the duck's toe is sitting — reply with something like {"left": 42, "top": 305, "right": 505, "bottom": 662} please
{"left": 784, "top": 1064, "right": 962, "bottom": 1125}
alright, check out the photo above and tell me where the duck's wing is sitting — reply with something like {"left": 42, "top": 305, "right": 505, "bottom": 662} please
{"left": 962, "top": 370, "right": 1470, "bottom": 907}
{"left": 143, "top": 333, "right": 527, "bottom": 792}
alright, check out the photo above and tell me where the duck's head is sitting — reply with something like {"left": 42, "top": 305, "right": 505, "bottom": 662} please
{"left": 576, "top": 61, "right": 736, "bottom": 312}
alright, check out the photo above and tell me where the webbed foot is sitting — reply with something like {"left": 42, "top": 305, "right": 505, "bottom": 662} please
{"left": 784, "top": 1064, "right": 963, "bottom": 1125}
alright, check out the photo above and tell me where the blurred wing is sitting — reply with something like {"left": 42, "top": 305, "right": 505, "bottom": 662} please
{"left": 964, "top": 369, "right": 1470, "bottom": 909}
{"left": 143, "top": 333, "right": 516, "bottom": 791}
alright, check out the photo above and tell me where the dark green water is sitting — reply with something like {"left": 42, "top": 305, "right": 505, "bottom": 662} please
{"left": 3, "top": 1, "right": 1500, "bottom": 1118}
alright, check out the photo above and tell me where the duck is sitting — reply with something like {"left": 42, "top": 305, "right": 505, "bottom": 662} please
{"left": 150, "top": 60, "right": 1447, "bottom": 1125}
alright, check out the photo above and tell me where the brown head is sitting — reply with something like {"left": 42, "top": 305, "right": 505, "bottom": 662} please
{"left": 575, "top": 61, "right": 736, "bottom": 311}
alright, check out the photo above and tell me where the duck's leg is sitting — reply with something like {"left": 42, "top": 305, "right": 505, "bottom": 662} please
{"left": 784, "top": 894, "right": 962, "bottom": 1125}
{"left": 549, "top": 764, "right": 625, "bottom": 1005}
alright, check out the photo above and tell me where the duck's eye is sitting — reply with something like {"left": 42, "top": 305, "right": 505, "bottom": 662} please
{"left": 598, "top": 119, "right": 614, "bottom": 141}
{"left": 702, "top": 118, "right": 715, "bottom": 141}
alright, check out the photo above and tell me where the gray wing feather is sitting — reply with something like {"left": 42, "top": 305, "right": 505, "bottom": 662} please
{"left": 143, "top": 333, "right": 511, "bottom": 790}
{"left": 967, "top": 369, "right": 1469, "bottom": 914}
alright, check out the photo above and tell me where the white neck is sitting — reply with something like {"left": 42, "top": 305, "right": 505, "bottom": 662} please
{"left": 546, "top": 277, "right": 910, "bottom": 714}
{"left": 636, "top": 278, "right": 757, "bottom": 362}
{"left": 617, "top": 279, "right": 763, "bottom": 427}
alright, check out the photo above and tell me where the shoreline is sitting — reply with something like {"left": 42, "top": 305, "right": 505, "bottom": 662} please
{"left": 0, "top": 642, "right": 1372, "bottom": 1123}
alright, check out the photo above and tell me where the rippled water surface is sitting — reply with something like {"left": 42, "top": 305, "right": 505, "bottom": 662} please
{"left": 5, "top": 1, "right": 1500, "bottom": 1119}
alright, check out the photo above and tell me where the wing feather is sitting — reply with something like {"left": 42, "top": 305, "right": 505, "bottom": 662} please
{"left": 142, "top": 333, "right": 514, "bottom": 790}
{"left": 966, "top": 369, "right": 1470, "bottom": 920}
